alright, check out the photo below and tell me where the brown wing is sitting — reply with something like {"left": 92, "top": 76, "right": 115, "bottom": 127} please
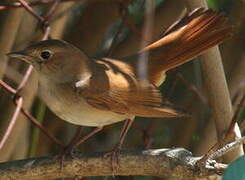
{"left": 77, "top": 58, "right": 183, "bottom": 117}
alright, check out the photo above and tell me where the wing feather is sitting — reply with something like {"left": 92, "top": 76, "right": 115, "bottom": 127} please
{"left": 77, "top": 58, "right": 183, "bottom": 117}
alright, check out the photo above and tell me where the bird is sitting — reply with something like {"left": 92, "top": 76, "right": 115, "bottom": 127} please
{"left": 7, "top": 8, "right": 233, "bottom": 157}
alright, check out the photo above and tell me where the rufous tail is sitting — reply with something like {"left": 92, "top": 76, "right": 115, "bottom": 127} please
{"left": 128, "top": 8, "right": 233, "bottom": 85}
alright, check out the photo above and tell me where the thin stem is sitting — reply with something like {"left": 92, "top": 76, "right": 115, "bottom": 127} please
{"left": 18, "top": 0, "right": 44, "bottom": 22}
{"left": 107, "top": 6, "right": 128, "bottom": 57}
{"left": 16, "top": 66, "right": 33, "bottom": 92}
{"left": 0, "top": 80, "right": 16, "bottom": 94}
{"left": 0, "top": 0, "right": 85, "bottom": 11}
{"left": 43, "top": 0, "right": 61, "bottom": 22}
{"left": 20, "top": 107, "right": 64, "bottom": 147}
{"left": 207, "top": 136, "right": 245, "bottom": 161}
{"left": 0, "top": 97, "right": 23, "bottom": 150}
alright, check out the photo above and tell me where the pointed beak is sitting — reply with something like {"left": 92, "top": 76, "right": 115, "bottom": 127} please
{"left": 7, "top": 51, "right": 32, "bottom": 64}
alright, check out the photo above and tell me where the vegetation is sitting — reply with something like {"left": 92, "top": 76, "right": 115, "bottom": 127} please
{"left": 0, "top": 0, "right": 244, "bottom": 179}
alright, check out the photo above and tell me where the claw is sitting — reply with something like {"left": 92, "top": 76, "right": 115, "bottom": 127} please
{"left": 103, "top": 119, "right": 133, "bottom": 174}
{"left": 55, "top": 145, "right": 79, "bottom": 171}
{"left": 104, "top": 146, "right": 121, "bottom": 173}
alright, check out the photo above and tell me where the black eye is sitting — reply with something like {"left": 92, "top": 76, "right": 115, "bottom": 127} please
{"left": 40, "top": 51, "right": 51, "bottom": 60}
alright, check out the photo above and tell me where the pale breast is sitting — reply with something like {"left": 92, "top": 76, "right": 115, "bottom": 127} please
{"left": 38, "top": 77, "right": 133, "bottom": 127}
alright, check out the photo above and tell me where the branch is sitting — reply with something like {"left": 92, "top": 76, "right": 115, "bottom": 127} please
{"left": 0, "top": 0, "right": 65, "bottom": 155}
{"left": 0, "top": 148, "right": 225, "bottom": 179}
{"left": 185, "top": 0, "right": 244, "bottom": 163}
{"left": 0, "top": 0, "right": 85, "bottom": 11}
{"left": 111, "top": 0, "right": 186, "bottom": 58}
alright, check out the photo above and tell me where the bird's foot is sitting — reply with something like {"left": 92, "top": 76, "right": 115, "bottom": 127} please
{"left": 55, "top": 145, "right": 80, "bottom": 171}
{"left": 104, "top": 145, "right": 121, "bottom": 174}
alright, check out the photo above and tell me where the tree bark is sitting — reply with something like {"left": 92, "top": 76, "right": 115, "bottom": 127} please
{"left": 0, "top": 148, "right": 224, "bottom": 180}
{"left": 185, "top": 0, "right": 244, "bottom": 162}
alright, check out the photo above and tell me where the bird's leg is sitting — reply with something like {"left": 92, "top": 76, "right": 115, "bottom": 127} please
{"left": 116, "top": 119, "right": 134, "bottom": 150}
{"left": 58, "top": 126, "right": 83, "bottom": 170}
{"left": 63, "top": 126, "right": 103, "bottom": 155}
{"left": 72, "top": 126, "right": 103, "bottom": 148}
{"left": 59, "top": 126, "right": 103, "bottom": 170}
{"left": 104, "top": 119, "right": 133, "bottom": 172}
{"left": 62, "top": 126, "right": 83, "bottom": 157}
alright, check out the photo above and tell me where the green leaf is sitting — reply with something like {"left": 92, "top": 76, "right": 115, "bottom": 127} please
{"left": 223, "top": 155, "right": 245, "bottom": 180}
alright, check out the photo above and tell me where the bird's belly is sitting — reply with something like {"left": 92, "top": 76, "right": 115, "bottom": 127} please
{"left": 39, "top": 83, "right": 132, "bottom": 127}
{"left": 53, "top": 99, "right": 131, "bottom": 127}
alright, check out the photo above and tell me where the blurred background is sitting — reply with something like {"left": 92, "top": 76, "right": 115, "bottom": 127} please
{"left": 0, "top": 0, "right": 244, "bottom": 179}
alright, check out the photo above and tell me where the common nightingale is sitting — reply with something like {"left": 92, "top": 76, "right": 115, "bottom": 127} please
{"left": 7, "top": 8, "right": 233, "bottom": 153}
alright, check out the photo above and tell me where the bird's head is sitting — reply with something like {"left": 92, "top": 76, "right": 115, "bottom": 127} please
{"left": 7, "top": 39, "right": 91, "bottom": 83}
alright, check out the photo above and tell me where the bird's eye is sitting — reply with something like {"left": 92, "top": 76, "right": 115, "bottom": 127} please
{"left": 40, "top": 50, "right": 51, "bottom": 60}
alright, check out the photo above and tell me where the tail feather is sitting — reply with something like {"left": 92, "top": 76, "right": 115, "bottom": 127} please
{"left": 162, "top": 26, "right": 232, "bottom": 71}
{"left": 131, "top": 103, "right": 188, "bottom": 118}
{"left": 127, "top": 8, "right": 233, "bottom": 86}
{"left": 162, "top": 8, "right": 209, "bottom": 36}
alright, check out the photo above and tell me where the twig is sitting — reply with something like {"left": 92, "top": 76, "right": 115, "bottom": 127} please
{"left": 0, "top": 148, "right": 225, "bottom": 179}
{"left": 106, "top": 5, "right": 128, "bottom": 57}
{"left": 19, "top": 107, "right": 64, "bottom": 147}
{"left": 241, "top": 120, "right": 245, "bottom": 132}
{"left": 124, "top": 19, "right": 143, "bottom": 37}
{"left": 0, "top": 80, "right": 16, "bottom": 94}
{"left": 231, "top": 91, "right": 245, "bottom": 124}
{"left": 166, "top": 70, "right": 179, "bottom": 98}
{"left": 225, "top": 93, "right": 245, "bottom": 139}
{"left": 18, "top": 0, "right": 44, "bottom": 22}
{"left": 138, "top": 0, "right": 155, "bottom": 82}
{"left": 177, "top": 72, "right": 207, "bottom": 105}
{"left": 0, "top": 0, "right": 63, "bottom": 150}
{"left": 16, "top": 66, "right": 33, "bottom": 92}
{"left": 0, "top": 0, "right": 85, "bottom": 11}
{"left": 207, "top": 136, "right": 245, "bottom": 161}
{"left": 185, "top": 0, "right": 244, "bottom": 162}
{"left": 197, "top": 93, "right": 245, "bottom": 166}
{"left": 0, "top": 97, "right": 23, "bottom": 150}
{"left": 0, "top": 80, "right": 64, "bottom": 148}
{"left": 43, "top": 0, "right": 61, "bottom": 22}
{"left": 15, "top": 25, "right": 50, "bottom": 94}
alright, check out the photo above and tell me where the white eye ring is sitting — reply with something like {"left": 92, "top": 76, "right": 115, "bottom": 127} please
{"left": 40, "top": 50, "right": 52, "bottom": 60}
